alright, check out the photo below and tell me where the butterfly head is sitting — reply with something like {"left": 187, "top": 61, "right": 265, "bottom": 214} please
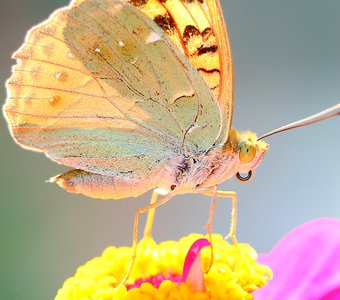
{"left": 229, "top": 129, "right": 269, "bottom": 182}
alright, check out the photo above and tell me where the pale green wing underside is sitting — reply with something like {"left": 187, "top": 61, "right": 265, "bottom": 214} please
{"left": 4, "top": 0, "right": 222, "bottom": 177}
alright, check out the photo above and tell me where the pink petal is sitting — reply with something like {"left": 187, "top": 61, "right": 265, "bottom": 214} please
{"left": 321, "top": 287, "right": 340, "bottom": 300}
{"left": 254, "top": 218, "right": 340, "bottom": 300}
{"left": 182, "top": 238, "right": 211, "bottom": 292}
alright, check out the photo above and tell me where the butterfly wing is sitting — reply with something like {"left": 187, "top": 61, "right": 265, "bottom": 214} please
{"left": 4, "top": 0, "right": 222, "bottom": 182}
{"left": 129, "top": 0, "right": 233, "bottom": 145}
{"left": 203, "top": 0, "right": 234, "bottom": 144}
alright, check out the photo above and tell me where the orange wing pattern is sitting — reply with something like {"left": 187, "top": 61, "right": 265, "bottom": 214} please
{"left": 128, "top": 0, "right": 233, "bottom": 144}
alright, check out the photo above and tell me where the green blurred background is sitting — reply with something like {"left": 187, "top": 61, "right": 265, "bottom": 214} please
{"left": 1, "top": 0, "right": 339, "bottom": 299}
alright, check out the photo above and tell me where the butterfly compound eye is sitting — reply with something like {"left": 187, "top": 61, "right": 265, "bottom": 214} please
{"left": 239, "top": 141, "right": 256, "bottom": 164}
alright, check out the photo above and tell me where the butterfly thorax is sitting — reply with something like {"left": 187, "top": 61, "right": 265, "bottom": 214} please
{"left": 159, "top": 129, "right": 269, "bottom": 194}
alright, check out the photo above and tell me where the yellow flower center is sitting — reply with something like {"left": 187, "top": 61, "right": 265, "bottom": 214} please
{"left": 55, "top": 234, "right": 272, "bottom": 300}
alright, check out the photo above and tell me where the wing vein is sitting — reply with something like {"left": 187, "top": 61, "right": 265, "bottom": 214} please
{"left": 84, "top": 0, "right": 187, "bottom": 132}
{"left": 31, "top": 25, "right": 181, "bottom": 146}
{"left": 8, "top": 81, "right": 108, "bottom": 99}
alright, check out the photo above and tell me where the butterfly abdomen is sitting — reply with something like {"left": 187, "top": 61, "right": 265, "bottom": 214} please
{"left": 53, "top": 169, "right": 159, "bottom": 199}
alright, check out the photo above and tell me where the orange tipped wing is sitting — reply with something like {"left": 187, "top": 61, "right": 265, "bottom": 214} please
{"left": 4, "top": 0, "right": 222, "bottom": 178}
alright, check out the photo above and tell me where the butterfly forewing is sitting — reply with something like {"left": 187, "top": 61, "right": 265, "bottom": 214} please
{"left": 128, "top": 0, "right": 220, "bottom": 93}
{"left": 204, "top": 0, "right": 233, "bottom": 144}
{"left": 128, "top": 0, "right": 233, "bottom": 145}
{"left": 4, "top": 0, "right": 222, "bottom": 179}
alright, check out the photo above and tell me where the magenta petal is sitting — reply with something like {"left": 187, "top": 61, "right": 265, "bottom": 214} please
{"left": 321, "top": 287, "right": 340, "bottom": 300}
{"left": 182, "top": 238, "right": 211, "bottom": 291}
{"left": 254, "top": 218, "right": 340, "bottom": 300}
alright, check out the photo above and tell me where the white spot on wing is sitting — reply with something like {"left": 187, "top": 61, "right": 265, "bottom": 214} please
{"left": 95, "top": 47, "right": 101, "bottom": 53}
{"left": 170, "top": 89, "right": 195, "bottom": 105}
{"left": 146, "top": 32, "right": 161, "bottom": 44}
{"left": 187, "top": 123, "right": 202, "bottom": 134}
{"left": 67, "top": 52, "right": 74, "bottom": 59}
{"left": 118, "top": 41, "right": 124, "bottom": 47}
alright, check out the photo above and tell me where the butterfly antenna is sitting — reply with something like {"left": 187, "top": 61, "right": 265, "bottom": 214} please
{"left": 258, "top": 103, "right": 340, "bottom": 141}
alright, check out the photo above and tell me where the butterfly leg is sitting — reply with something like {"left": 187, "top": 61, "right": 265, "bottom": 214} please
{"left": 119, "top": 191, "right": 174, "bottom": 287}
{"left": 201, "top": 189, "right": 238, "bottom": 244}
{"left": 143, "top": 188, "right": 169, "bottom": 238}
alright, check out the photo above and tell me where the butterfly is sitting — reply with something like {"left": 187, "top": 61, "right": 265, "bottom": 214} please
{"left": 4, "top": 0, "right": 263, "bottom": 201}
{"left": 3, "top": 0, "right": 339, "bottom": 267}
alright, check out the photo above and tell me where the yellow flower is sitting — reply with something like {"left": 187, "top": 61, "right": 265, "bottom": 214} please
{"left": 55, "top": 234, "right": 272, "bottom": 300}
